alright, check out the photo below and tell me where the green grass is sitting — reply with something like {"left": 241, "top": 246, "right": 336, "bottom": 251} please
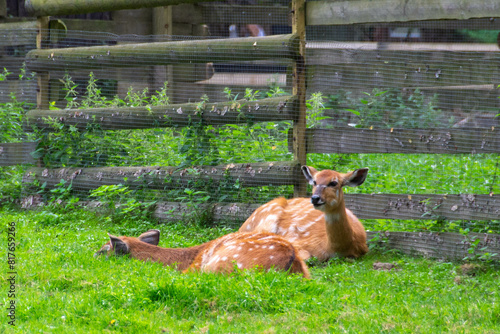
{"left": 1, "top": 207, "right": 499, "bottom": 333}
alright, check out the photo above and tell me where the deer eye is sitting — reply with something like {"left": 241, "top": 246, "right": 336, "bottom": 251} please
{"left": 313, "top": 181, "right": 317, "bottom": 186}
{"left": 328, "top": 181, "right": 338, "bottom": 187}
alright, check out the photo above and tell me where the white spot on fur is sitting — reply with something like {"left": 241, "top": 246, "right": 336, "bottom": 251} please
{"left": 269, "top": 245, "right": 275, "bottom": 250}
{"left": 270, "top": 224, "right": 279, "bottom": 234}
{"left": 221, "top": 256, "right": 228, "bottom": 262}
{"left": 205, "top": 255, "right": 220, "bottom": 267}
{"left": 233, "top": 254, "right": 239, "bottom": 258}
{"left": 270, "top": 255, "right": 274, "bottom": 260}
{"left": 237, "top": 262, "right": 243, "bottom": 269}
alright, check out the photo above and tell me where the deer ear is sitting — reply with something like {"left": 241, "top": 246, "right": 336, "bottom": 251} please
{"left": 109, "top": 234, "right": 129, "bottom": 255}
{"left": 301, "top": 166, "right": 317, "bottom": 185}
{"left": 138, "top": 229, "right": 160, "bottom": 246}
{"left": 343, "top": 168, "right": 369, "bottom": 187}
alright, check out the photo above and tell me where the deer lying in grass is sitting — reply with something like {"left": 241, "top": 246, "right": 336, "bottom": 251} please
{"left": 239, "top": 166, "right": 369, "bottom": 260}
{"left": 94, "top": 229, "right": 310, "bottom": 278}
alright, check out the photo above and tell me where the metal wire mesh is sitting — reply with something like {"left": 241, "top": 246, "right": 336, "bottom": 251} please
{"left": 1, "top": 1, "right": 499, "bottom": 238}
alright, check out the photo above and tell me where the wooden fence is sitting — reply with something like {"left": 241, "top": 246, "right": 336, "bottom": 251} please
{"left": 2, "top": 0, "right": 500, "bottom": 260}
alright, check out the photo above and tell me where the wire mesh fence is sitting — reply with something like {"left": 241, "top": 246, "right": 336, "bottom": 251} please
{"left": 1, "top": 1, "right": 499, "bottom": 252}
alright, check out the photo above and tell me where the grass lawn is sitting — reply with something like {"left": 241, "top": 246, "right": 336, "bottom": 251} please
{"left": 1, "top": 207, "right": 499, "bottom": 333}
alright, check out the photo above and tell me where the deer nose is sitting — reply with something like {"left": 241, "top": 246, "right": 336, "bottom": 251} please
{"left": 311, "top": 195, "right": 323, "bottom": 206}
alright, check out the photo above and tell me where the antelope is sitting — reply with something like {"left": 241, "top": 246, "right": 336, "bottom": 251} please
{"left": 94, "top": 229, "right": 310, "bottom": 278}
{"left": 239, "top": 166, "right": 369, "bottom": 260}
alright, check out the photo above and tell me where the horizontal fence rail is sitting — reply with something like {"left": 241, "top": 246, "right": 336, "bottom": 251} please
{"left": 0, "top": 142, "right": 37, "bottom": 166}
{"left": 345, "top": 194, "right": 500, "bottom": 221}
{"left": 25, "top": 34, "right": 299, "bottom": 72}
{"left": 291, "top": 128, "right": 500, "bottom": 154}
{"left": 23, "top": 161, "right": 300, "bottom": 192}
{"left": 366, "top": 231, "right": 500, "bottom": 261}
{"left": 25, "top": 0, "right": 217, "bottom": 16}
{"left": 154, "top": 193, "right": 500, "bottom": 222}
{"left": 26, "top": 96, "right": 298, "bottom": 131}
{"left": 306, "top": 42, "right": 500, "bottom": 89}
{"left": 307, "top": 0, "right": 500, "bottom": 25}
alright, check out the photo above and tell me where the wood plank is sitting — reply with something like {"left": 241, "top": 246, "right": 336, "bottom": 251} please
{"left": 306, "top": 44, "right": 500, "bottom": 89}
{"left": 25, "top": 34, "right": 299, "bottom": 72}
{"left": 25, "top": 0, "right": 218, "bottom": 17}
{"left": 0, "top": 142, "right": 37, "bottom": 166}
{"left": 199, "top": 4, "right": 289, "bottom": 26}
{"left": 367, "top": 231, "right": 500, "bottom": 261}
{"left": 58, "top": 19, "right": 117, "bottom": 33}
{"left": 0, "top": 80, "right": 37, "bottom": 104}
{"left": 155, "top": 193, "right": 500, "bottom": 222}
{"left": 197, "top": 73, "right": 286, "bottom": 87}
{"left": 0, "top": 20, "right": 37, "bottom": 46}
{"left": 154, "top": 201, "right": 260, "bottom": 224}
{"left": 292, "top": 128, "right": 500, "bottom": 155}
{"left": 307, "top": 0, "right": 500, "bottom": 26}
{"left": 341, "top": 18, "right": 500, "bottom": 30}
{"left": 292, "top": 0, "right": 307, "bottom": 197}
{"left": 346, "top": 194, "right": 500, "bottom": 221}
{"left": 23, "top": 161, "right": 300, "bottom": 192}
{"left": 26, "top": 95, "right": 298, "bottom": 131}
{"left": 36, "top": 17, "right": 50, "bottom": 110}
{"left": 306, "top": 41, "right": 500, "bottom": 52}
{"left": 0, "top": 0, "right": 6, "bottom": 18}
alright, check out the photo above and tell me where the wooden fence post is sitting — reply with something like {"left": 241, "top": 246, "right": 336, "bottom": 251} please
{"left": 292, "top": 0, "right": 307, "bottom": 197}
{"left": 36, "top": 17, "right": 50, "bottom": 110}
{"left": 153, "top": 6, "right": 173, "bottom": 94}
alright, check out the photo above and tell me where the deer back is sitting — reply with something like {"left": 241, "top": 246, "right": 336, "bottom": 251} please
{"left": 187, "top": 232, "right": 310, "bottom": 278}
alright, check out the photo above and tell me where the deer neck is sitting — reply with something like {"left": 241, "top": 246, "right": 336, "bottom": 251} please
{"left": 128, "top": 241, "right": 208, "bottom": 271}
{"left": 323, "top": 202, "right": 353, "bottom": 243}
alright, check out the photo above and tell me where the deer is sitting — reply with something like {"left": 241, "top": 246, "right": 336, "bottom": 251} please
{"left": 94, "top": 229, "right": 310, "bottom": 278}
{"left": 239, "top": 166, "right": 369, "bottom": 260}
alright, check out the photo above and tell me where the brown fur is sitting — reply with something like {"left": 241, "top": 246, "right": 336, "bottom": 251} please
{"left": 95, "top": 230, "right": 310, "bottom": 278}
{"left": 239, "top": 166, "right": 369, "bottom": 260}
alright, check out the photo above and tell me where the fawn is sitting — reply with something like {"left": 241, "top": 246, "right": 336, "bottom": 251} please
{"left": 95, "top": 229, "right": 310, "bottom": 278}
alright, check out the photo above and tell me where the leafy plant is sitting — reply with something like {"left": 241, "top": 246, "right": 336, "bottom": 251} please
{"left": 306, "top": 92, "right": 331, "bottom": 128}
{"left": 175, "top": 186, "right": 213, "bottom": 226}
{"left": 461, "top": 228, "right": 499, "bottom": 263}
{"left": 89, "top": 184, "right": 156, "bottom": 222}
{"left": 35, "top": 178, "right": 80, "bottom": 211}
{"left": 345, "top": 88, "right": 442, "bottom": 128}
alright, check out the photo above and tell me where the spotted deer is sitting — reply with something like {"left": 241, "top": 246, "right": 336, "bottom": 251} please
{"left": 94, "top": 229, "right": 310, "bottom": 278}
{"left": 239, "top": 166, "right": 369, "bottom": 260}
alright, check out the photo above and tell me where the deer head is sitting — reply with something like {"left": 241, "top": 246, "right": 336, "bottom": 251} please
{"left": 301, "top": 166, "right": 369, "bottom": 213}
{"left": 94, "top": 229, "right": 160, "bottom": 257}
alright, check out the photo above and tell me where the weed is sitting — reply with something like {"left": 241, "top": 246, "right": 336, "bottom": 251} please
{"left": 306, "top": 92, "right": 331, "bottom": 128}
{"left": 175, "top": 185, "right": 213, "bottom": 226}
{"left": 89, "top": 184, "right": 156, "bottom": 222}
{"left": 343, "top": 88, "right": 442, "bottom": 128}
